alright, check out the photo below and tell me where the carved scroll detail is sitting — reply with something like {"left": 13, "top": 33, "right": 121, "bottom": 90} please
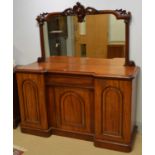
{"left": 62, "top": 2, "right": 98, "bottom": 22}
{"left": 115, "top": 9, "right": 131, "bottom": 18}
{"left": 36, "top": 12, "right": 48, "bottom": 26}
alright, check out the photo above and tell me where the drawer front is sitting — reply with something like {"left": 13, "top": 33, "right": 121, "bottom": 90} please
{"left": 46, "top": 74, "right": 94, "bottom": 88}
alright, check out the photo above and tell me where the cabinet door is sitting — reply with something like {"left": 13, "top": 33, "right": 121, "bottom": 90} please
{"left": 16, "top": 73, "right": 48, "bottom": 130}
{"left": 95, "top": 79, "right": 132, "bottom": 143}
{"left": 55, "top": 87, "right": 94, "bottom": 133}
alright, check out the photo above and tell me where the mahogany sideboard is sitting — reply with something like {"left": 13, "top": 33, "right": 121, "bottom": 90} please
{"left": 16, "top": 56, "right": 139, "bottom": 152}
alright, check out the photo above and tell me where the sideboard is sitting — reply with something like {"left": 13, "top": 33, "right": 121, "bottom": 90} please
{"left": 16, "top": 56, "right": 139, "bottom": 152}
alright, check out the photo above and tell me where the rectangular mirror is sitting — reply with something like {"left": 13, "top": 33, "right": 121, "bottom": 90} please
{"left": 43, "top": 14, "right": 125, "bottom": 59}
{"left": 36, "top": 2, "right": 135, "bottom": 66}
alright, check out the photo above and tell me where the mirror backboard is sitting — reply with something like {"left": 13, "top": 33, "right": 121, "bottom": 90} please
{"left": 36, "top": 2, "right": 135, "bottom": 66}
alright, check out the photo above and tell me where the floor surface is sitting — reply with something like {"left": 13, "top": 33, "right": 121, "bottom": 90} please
{"left": 13, "top": 127, "right": 142, "bottom": 155}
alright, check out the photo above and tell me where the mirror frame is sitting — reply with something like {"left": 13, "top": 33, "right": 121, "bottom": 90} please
{"left": 36, "top": 2, "right": 135, "bottom": 66}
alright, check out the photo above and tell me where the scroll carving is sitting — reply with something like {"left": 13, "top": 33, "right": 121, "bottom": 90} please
{"left": 62, "top": 2, "right": 98, "bottom": 22}
{"left": 115, "top": 9, "right": 131, "bottom": 19}
{"left": 36, "top": 12, "right": 48, "bottom": 26}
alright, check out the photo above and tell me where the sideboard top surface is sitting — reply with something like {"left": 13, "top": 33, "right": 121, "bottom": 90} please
{"left": 16, "top": 56, "right": 139, "bottom": 79}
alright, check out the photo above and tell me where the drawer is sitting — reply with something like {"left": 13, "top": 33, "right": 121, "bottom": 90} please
{"left": 45, "top": 74, "right": 94, "bottom": 88}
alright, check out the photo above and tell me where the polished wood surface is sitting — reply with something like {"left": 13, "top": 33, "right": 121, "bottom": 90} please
{"left": 55, "top": 87, "right": 93, "bottom": 133}
{"left": 16, "top": 56, "right": 139, "bottom": 152}
{"left": 94, "top": 79, "right": 136, "bottom": 152}
{"left": 16, "top": 73, "right": 48, "bottom": 131}
{"left": 16, "top": 56, "right": 138, "bottom": 79}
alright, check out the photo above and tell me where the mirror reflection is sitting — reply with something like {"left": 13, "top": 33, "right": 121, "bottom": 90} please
{"left": 43, "top": 14, "right": 125, "bottom": 59}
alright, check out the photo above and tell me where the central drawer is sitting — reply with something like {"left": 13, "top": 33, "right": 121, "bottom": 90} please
{"left": 45, "top": 74, "right": 94, "bottom": 88}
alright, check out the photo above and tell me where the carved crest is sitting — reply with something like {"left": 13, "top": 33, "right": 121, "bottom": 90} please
{"left": 36, "top": 12, "right": 48, "bottom": 26}
{"left": 62, "top": 2, "right": 98, "bottom": 22}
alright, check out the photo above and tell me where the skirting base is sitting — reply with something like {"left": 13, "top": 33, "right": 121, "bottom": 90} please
{"left": 21, "top": 127, "right": 52, "bottom": 137}
{"left": 20, "top": 126, "right": 137, "bottom": 152}
{"left": 94, "top": 126, "right": 137, "bottom": 152}
{"left": 52, "top": 128, "right": 94, "bottom": 141}
{"left": 94, "top": 139, "right": 132, "bottom": 152}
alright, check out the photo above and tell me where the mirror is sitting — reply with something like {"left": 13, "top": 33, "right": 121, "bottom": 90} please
{"left": 37, "top": 2, "right": 135, "bottom": 66}
{"left": 43, "top": 14, "right": 125, "bottom": 59}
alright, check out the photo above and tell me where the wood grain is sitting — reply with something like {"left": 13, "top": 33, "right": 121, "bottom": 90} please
{"left": 16, "top": 56, "right": 139, "bottom": 152}
{"left": 16, "top": 56, "right": 139, "bottom": 79}
{"left": 16, "top": 73, "right": 48, "bottom": 130}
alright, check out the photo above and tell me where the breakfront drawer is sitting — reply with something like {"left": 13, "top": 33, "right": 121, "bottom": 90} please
{"left": 46, "top": 74, "right": 94, "bottom": 88}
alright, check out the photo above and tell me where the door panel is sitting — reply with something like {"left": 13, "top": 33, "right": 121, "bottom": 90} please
{"left": 16, "top": 73, "right": 48, "bottom": 129}
{"left": 101, "top": 87, "right": 123, "bottom": 138}
{"left": 55, "top": 87, "right": 93, "bottom": 133}
{"left": 95, "top": 79, "right": 132, "bottom": 143}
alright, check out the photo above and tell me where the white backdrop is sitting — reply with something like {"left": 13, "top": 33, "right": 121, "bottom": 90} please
{"left": 13, "top": 0, "right": 142, "bottom": 131}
